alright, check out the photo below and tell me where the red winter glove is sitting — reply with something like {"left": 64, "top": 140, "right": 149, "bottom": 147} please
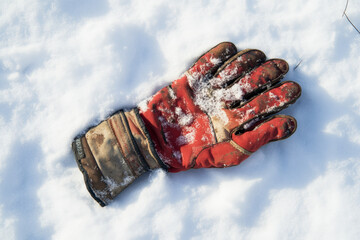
{"left": 72, "top": 42, "right": 301, "bottom": 206}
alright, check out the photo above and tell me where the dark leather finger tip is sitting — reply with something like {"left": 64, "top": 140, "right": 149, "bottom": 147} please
{"left": 283, "top": 81, "right": 302, "bottom": 101}
{"left": 274, "top": 59, "right": 289, "bottom": 74}
{"left": 270, "top": 115, "right": 298, "bottom": 141}
{"left": 212, "top": 42, "right": 237, "bottom": 61}
{"left": 284, "top": 116, "right": 297, "bottom": 138}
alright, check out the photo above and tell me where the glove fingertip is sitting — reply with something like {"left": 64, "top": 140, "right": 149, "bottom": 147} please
{"left": 215, "top": 42, "right": 237, "bottom": 60}
{"left": 270, "top": 115, "right": 297, "bottom": 141}
{"left": 188, "top": 42, "right": 237, "bottom": 76}
{"left": 272, "top": 59, "right": 289, "bottom": 74}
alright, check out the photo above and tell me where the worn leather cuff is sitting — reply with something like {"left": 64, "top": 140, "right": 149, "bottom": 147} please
{"left": 72, "top": 108, "right": 167, "bottom": 206}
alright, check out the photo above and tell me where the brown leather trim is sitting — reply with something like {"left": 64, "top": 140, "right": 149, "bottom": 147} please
{"left": 72, "top": 136, "right": 110, "bottom": 206}
{"left": 133, "top": 108, "right": 169, "bottom": 170}
{"left": 119, "top": 111, "right": 150, "bottom": 171}
{"left": 124, "top": 109, "right": 161, "bottom": 169}
{"left": 229, "top": 140, "right": 253, "bottom": 155}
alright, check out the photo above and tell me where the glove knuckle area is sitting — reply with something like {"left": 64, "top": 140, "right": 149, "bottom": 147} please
{"left": 236, "top": 59, "right": 289, "bottom": 98}
{"left": 211, "top": 49, "right": 266, "bottom": 88}
{"left": 223, "top": 58, "right": 290, "bottom": 109}
{"left": 225, "top": 81, "right": 301, "bottom": 131}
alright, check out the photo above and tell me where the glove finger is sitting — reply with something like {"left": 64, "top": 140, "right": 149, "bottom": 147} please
{"left": 224, "top": 81, "right": 301, "bottom": 132}
{"left": 186, "top": 42, "right": 237, "bottom": 87}
{"left": 231, "top": 115, "right": 297, "bottom": 153}
{"left": 209, "top": 49, "right": 266, "bottom": 88}
{"left": 223, "top": 59, "right": 289, "bottom": 108}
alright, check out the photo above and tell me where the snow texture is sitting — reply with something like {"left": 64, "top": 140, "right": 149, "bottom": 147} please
{"left": 1, "top": 0, "right": 360, "bottom": 239}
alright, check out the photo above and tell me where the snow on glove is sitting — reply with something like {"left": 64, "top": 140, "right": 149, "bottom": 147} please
{"left": 72, "top": 42, "right": 301, "bottom": 206}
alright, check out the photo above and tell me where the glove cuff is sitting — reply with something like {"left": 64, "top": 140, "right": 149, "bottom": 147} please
{"left": 72, "top": 109, "right": 166, "bottom": 206}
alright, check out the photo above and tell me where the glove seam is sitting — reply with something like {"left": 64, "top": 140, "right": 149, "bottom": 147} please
{"left": 119, "top": 110, "right": 150, "bottom": 171}
{"left": 229, "top": 140, "right": 253, "bottom": 155}
{"left": 133, "top": 107, "right": 169, "bottom": 170}
{"left": 205, "top": 112, "right": 218, "bottom": 144}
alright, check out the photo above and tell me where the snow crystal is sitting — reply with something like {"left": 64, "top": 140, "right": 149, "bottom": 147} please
{"left": 264, "top": 99, "right": 286, "bottom": 114}
{"left": 176, "top": 130, "right": 195, "bottom": 146}
{"left": 175, "top": 107, "right": 194, "bottom": 126}
{"left": 268, "top": 92, "right": 279, "bottom": 100}
{"left": 240, "top": 74, "right": 253, "bottom": 93}
{"left": 201, "top": 135, "right": 209, "bottom": 142}
{"left": 192, "top": 81, "right": 230, "bottom": 123}
{"left": 103, "top": 175, "right": 135, "bottom": 191}
{"left": 173, "top": 151, "right": 182, "bottom": 161}
{"left": 168, "top": 87, "right": 176, "bottom": 100}
{"left": 209, "top": 57, "right": 222, "bottom": 66}
{"left": 138, "top": 98, "right": 150, "bottom": 113}
{"left": 216, "top": 56, "right": 242, "bottom": 84}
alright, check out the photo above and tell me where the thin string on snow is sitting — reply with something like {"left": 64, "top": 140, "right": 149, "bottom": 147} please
{"left": 343, "top": 0, "right": 360, "bottom": 35}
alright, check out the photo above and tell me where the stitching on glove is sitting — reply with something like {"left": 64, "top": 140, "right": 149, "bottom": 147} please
{"left": 229, "top": 140, "right": 253, "bottom": 155}
{"left": 205, "top": 111, "right": 218, "bottom": 144}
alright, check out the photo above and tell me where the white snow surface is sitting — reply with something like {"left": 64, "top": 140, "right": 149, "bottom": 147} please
{"left": 1, "top": 0, "right": 360, "bottom": 239}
